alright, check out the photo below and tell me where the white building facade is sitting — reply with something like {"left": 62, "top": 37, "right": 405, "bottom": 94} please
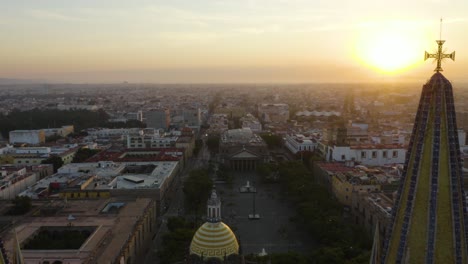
{"left": 284, "top": 134, "right": 317, "bottom": 154}
{"left": 9, "top": 130, "right": 45, "bottom": 145}
{"left": 322, "top": 144, "right": 406, "bottom": 166}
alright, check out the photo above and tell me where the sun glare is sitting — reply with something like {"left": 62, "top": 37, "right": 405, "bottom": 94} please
{"left": 354, "top": 23, "right": 426, "bottom": 73}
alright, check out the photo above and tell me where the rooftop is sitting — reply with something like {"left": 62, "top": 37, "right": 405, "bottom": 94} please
{"left": 1, "top": 198, "right": 153, "bottom": 262}
{"left": 19, "top": 160, "right": 179, "bottom": 198}
{"left": 221, "top": 128, "right": 266, "bottom": 146}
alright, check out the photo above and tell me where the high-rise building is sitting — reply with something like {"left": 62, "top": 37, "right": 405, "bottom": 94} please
{"left": 372, "top": 39, "right": 467, "bottom": 263}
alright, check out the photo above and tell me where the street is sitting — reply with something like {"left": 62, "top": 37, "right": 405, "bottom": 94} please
{"left": 144, "top": 136, "right": 210, "bottom": 264}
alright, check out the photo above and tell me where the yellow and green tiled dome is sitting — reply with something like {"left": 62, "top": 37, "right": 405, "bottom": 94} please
{"left": 190, "top": 221, "right": 239, "bottom": 260}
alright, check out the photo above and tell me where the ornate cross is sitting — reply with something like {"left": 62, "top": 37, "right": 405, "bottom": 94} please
{"left": 424, "top": 19, "right": 455, "bottom": 72}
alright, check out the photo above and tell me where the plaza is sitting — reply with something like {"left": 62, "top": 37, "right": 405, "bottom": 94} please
{"left": 216, "top": 171, "right": 315, "bottom": 255}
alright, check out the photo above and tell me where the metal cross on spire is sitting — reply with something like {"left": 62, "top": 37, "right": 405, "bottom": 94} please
{"left": 424, "top": 18, "right": 455, "bottom": 72}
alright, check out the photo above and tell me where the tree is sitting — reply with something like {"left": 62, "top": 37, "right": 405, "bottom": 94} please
{"left": 216, "top": 164, "right": 233, "bottom": 186}
{"left": 260, "top": 133, "right": 283, "bottom": 149}
{"left": 183, "top": 169, "right": 213, "bottom": 214}
{"left": 9, "top": 196, "right": 32, "bottom": 215}
{"left": 68, "top": 131, "right": 89, "bottom": 138}
{"left": 158, "top": 217, "right": 196, "bottom": 264}
{"left": 256, "top": 163, "right": 276, "bottom": 183}
{"left": 0, "top": 155, "right": 14, "bottom": 164}
{"left": 311, "top": 247, "right": 345, "bottom": 264}
{"left": 205, "top": 135, "right": 220, "bottom": 154}
{"left": 41, "top": 156, "right": 64, "bottom": 173}
{"left": 72, "top": 148, "right": 101, "bottom": 163}
{"left": 193, "top": 139, "right": 203, "bottom": 156}
{"left": 0, "top": 108, "right": 110, "bottom": 138}
{"left": 295, "top": 151, "right": 319, "bottom": 168}
{"left": 274, "top": 161, "right": 371, "bottom": 262}
{"left": 45, "top": 134, "right": 63, "bottom": 143}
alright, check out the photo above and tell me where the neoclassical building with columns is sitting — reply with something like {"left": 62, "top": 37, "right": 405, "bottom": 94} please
{"left": 219, "top": 128, "right": 269, "bottom": 171}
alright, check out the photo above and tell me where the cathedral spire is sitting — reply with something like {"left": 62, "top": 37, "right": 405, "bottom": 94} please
{"left": 379, "top": 28, "right": 468, "bottom": 263}
{"left": 370, "top": 222, "right": 381, "bottom": 264}
{"left": 424, "top": 19, "right": 455, "bottom": 72}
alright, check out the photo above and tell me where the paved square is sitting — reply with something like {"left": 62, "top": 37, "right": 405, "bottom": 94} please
{"left": 217, "top": 171, "right": 315, "bottom": 255}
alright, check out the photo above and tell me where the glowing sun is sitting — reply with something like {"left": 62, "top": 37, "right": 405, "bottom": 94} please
{"left": 354, "top": 24, "right": 425, "bottom": 73}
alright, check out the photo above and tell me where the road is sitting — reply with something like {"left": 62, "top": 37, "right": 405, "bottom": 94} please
{"left": 144, "top": 136, "right": 210, "bottom": 264}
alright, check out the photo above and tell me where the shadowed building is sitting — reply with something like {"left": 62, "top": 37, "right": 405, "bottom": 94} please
{"left": 372, "top": 37, "right": 468, "bottom": 263}
{"left": 1, "top": 198, "right": 157, "bottom": 264}
{"left": 219, "top": 128, "right": 269, "bottom": 171}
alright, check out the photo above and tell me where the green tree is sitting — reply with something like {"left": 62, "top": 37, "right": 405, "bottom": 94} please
{"left": 271, "top": 252, "right": 310, "bottom": 264}
{"left": 41, "top": 156, "right": 64, "bottom": 173}
{"left": 205, "top": 135, "right": 220, "bottom": 154}
{"left": 216, "top": 164, "right": 233, "bottom": 186}
{"left": 193, "top": 139, "right": 203, "bottom": 156}
{"left": 45, "top": 134, "right": 63, "bottom": 143}
{"left": 9, "top": 196, "right": 32, "bottom": 215}
{"left": 183, "top": 169, "right": 213, "bottom": 214}
{"left": 256, "top": 163, "right": 276, "bottom": 183}
{"left": 274, "top": 161, "right": 371, "bottom": 262}
{"left": 311, "top": 247, "right": 345, "bottom": 264}
{"left": 0, "top": 108, "right": 110, "bottom": 138}
{"left": 260, "top": 133, "right": 283, "bottom": 149}
{"left": 0, "top": 155, "right": 14, "bottom": 164}
{"left": 158, "top": 217, "right": 196, "bottom": 264}
{"left": 72, "top": 148, "right": 101, "bottom": 163}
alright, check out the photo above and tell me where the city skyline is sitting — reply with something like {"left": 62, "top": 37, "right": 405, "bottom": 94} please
{"left": 1, "top": 0, "right": 468, "bottom": 83}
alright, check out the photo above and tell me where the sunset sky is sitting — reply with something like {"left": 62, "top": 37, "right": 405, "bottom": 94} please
{"left": 1, "top": 0, "right": 467, "bottom": 83}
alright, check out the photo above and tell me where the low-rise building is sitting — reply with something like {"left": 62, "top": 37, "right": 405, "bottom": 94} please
{"left": 43, "top": 125, "right": 74, "bottom": 137}
{"left": 351, "top": 191, "right": 393, "bottom": 238}
{"left": 284, "top": 134, "right": 317, "bottom": 154}
{"left": 175, "top": 128, "right": 196, "bottom": 159}
{"left": 20, "top": 160, "right": 180, "bottom": 213}
{"left": 1, "top": 197, "right": 156, "bottom": 264}
{"left": 318, "top": 143, "right": 406, "bottom": 166}
{"left": 295, "top": 110, "right": 341, "bottom": 117}
{"left": 57, "top": 104, "right": 100, "bottom": 111}
{"left": 240, "top": 113, "right": 262, "bottom": 133}
{"left": 313, "top": 161, "right": 399, "bottom": 242}
{"left": 331, "top": 171, "right": 381, "bottom": 206}
{"left": 8, "top": 145, "right": 80, "bottom": 166}
{"left": 207, "top": 114, "right": 229, "bottom": 134}
{"left": 87, "top": 128, "right": 141, "bottom": 138}
{"left": 126, "top": 133, "right": 177, "bottom": 149}
{"left": 219, "top": 128, "right": 269, "bottom": 171}
{"left": 9, "top": 130, "right": 45, "bottom": 145}
{"left": 0, "top": 166, "right": 37, "bottom": 200}
{"left": 258, "top": 103, "right": 289, "bottom": 123}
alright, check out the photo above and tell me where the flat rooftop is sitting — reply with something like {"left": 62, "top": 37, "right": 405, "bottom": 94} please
{"left": 20, "top": 161, "right": 179, "bottom": 198}
{"left": 2, "top": 198, "right": 153, "bottom": 262}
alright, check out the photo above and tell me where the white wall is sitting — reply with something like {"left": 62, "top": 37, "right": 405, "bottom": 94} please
{"left": 0, "top": 173, "right": 38, "bottom": 200}
{"left": 330, "top": 146, "right": 406, "bottom": 166}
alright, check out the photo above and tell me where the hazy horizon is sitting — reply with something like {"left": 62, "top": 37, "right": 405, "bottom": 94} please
{"left": 2, "top": 0, "right": 468, "bottom": 83}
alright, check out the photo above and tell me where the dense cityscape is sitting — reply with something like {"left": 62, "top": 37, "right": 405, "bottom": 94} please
{"left": 2, "top": 1, "right": 468, "bottom": 264}
{"left": 0, "top": 74, "right": 467, "bottom": 263}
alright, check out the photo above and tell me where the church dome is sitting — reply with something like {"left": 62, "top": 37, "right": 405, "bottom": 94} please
{"left": 190, "top": 221, "right": 239, "bottom": 260}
